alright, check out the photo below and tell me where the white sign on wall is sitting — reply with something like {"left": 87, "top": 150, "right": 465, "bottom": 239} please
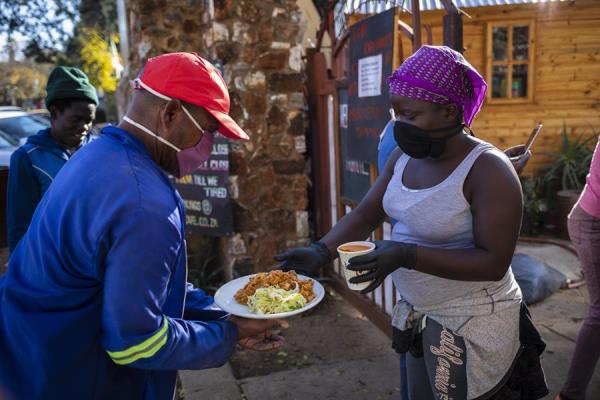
{"left": 358, "top": 54, "right": 382, "bottom": 98}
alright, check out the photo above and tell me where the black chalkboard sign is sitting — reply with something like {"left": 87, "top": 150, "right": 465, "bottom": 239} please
{"left": 173, "top": 134, "right": 234, "bottom": 236}
{"left": 347, "top": 8, "right": 396, "bottom": 164}
{"left": 339, "top": 88, "right": 371, "bottom": 203}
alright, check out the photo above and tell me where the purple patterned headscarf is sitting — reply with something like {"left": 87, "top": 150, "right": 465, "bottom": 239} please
{"left": 387, "top": 45, "right": 487, "bottom": 126}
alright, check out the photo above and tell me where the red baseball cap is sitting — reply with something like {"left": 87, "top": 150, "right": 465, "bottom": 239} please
{"left": 138, "top": 52, "right": 249, "bottom": 141}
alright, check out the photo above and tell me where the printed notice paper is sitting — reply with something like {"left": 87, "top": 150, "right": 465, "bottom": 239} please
{"left": 358, "top": 54, "right": 382, "bottom": 98}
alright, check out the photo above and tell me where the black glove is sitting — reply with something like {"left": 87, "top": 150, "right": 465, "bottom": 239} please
{"left": 273, "top": 242, "right": 333, "bottom": 277}
{"left": 347, "top": 240, "right": 417, "bottom": 294}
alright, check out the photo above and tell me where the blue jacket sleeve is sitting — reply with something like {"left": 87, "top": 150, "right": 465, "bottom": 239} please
{"left": 377, "top": 120, "right": 397, "bottom": 173}
{"left": 184, "top": 283, "right": 229, "bottom": 321}
{"left": 100, "top": 207, "right": 238, "bottom": 370}
{"left": 7, "top": 148, "right": 41, "bottom": 252}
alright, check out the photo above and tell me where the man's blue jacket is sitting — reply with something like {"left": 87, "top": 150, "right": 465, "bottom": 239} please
{"left": 7, "top": 128, "right": 71, "bottom": 252}
{"left": 0, "top": 125, "right": 238, "bottom": 400}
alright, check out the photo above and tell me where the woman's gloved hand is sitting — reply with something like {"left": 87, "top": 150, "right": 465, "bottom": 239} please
{"left": 347, "top": 240, "right": 417, "bottom": 294}
{"left": 273, "top": 242, "right": 333, "bottom": 277}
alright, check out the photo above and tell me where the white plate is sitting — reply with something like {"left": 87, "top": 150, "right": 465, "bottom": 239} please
{"left": 214, "top": 273, "right": 325, "bottom": 319}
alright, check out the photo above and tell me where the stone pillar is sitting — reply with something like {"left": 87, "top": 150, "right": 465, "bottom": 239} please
{"left": 124, "top": 0, "right": 310, "bottom": 279}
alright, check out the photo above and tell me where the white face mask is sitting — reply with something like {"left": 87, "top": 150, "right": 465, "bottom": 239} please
{"left": 123, "top": 79, "right": 215, "bottom": 177}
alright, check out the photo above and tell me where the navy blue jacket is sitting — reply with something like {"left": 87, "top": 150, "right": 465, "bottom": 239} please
{"left": 0, "top": 126, "right": 238, "bottom": 399}
{"left": 6, "top": 128, "right": 70, "bottom": 252}
{"left": 377, "top": 120, "right": 396, "bottom": 174}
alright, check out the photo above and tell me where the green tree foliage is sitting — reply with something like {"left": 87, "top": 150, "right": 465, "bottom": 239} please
{"left": 0, "top": 62, "right": 52, "bottom": 105}
{"left": 79, "top": 28, "right": 119, "bottom": 93}
{"left": 1, "top": 0, "right": 120, "bottom": 116}
{"left": 79, "top": 0, "right": 117, "bottom": 34}
{"left": 57, "top": 0, "right": 119, "bottom": 66}
{"left": 0, "top": 0, "right": 79, "bottom": 51}
{"left": 4, "top": 0, "right": 118, "bottom": 65}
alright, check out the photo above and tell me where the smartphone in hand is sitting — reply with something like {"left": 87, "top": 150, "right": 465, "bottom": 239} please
{"left": 509, "top": 124, "right": 543, "bottom": 161}
{"left": 524, "top": 124, "right": 543, "bottom": 154}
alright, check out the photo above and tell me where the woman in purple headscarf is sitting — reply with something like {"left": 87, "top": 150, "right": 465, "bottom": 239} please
{"left": 277, "top": 46, "right": 547, "bottom": 399}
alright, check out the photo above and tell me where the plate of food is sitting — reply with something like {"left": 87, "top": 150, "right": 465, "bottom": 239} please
{"left": 214, "top": 270, "right": 325, "bottom": 319}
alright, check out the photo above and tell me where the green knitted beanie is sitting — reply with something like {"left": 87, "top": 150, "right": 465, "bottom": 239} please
{"left": 45, "top": 66, "right": 99, "bottom": 107}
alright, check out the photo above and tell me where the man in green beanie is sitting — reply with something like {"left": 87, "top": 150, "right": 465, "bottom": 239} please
{"left": 6, "top": 66, "right": 98, "bottom": 252}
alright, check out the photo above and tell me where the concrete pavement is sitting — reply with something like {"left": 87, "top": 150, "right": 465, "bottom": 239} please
{"left": 181, "top": 243, "right": 599, "bottom": 400}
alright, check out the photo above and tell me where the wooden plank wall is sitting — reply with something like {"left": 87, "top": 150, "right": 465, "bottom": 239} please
{"left": 398, "top": 0, "right": 600, "bottom": 174}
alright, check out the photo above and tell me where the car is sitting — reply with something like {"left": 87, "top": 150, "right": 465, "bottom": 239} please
{"left": 0, "top": 108, "right": 51, "bottom": 145}
{"left": 0, "top": 135, "right": 19, "bottom": 167}
{"left": 0, "top": 106, "right": 25, "bottom": 112}
{"left": 0, "top": 108, "right": 52, "bottom": 167}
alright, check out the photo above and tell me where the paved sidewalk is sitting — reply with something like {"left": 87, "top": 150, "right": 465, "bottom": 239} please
{"left": 182, "top": 244, "right": 599, "bottom": 400}
{"left": 181, "top": 286, "right": 599, "bottom": 400}
{"left": 181, "top": 289, "right": 401, "bottom": 400}
{"left": 532, "top": 286, "right": 599, "bottom": 400}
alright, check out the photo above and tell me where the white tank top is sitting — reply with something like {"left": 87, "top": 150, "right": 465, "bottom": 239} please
{"left": 383, "top": 142, "right": 523, "bottom": 398}
{"left": 383, "top": 142, "right": 516, "bottom": 307}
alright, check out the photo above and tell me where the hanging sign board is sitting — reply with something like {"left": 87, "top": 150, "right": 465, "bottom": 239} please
{"left": 173, "top": 134, "right": 234, "bottom": 236}
{"left": 339, "top": 87, "right": 371, "bottom": 203}
{"left": 347, "top": 8, "right": 397, "bottom": 164}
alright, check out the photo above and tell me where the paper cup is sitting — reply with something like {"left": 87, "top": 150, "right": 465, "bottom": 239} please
{"left": 337, "top": 241, "right": 376, "bottom": 291}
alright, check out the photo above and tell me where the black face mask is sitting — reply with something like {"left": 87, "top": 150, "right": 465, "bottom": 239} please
{"left": 393, "top": 121, "right": 465, "bottom": 159}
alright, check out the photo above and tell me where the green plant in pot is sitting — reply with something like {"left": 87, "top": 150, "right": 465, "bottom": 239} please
{"left": 521, "top": 175, "right": 548, "bottom": 236}
{"left": 543, "top": 124, "right": 595, "bottom": 238}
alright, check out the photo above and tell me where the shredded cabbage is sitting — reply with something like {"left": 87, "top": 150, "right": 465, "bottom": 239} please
{"left": 247, "top": 284, "right": 308, "bottom": 314}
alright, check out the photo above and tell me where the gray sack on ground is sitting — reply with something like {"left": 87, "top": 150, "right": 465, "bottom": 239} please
{"left": 512, "top": 253, "right": 567, "bottom": 305}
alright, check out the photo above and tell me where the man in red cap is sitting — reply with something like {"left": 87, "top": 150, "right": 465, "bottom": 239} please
{"left": 0, "top": 53, "right": 285, "bottom": 400}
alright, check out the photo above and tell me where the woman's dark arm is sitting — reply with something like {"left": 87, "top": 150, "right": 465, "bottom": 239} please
{"left": 414, "top": 149, "right": 523, "bottom": 281}
{"left": 274, "top": 149, "right": 403, "bottom": 276}
{"left": 318, "top": 148, "right": 402, "bottom": 254}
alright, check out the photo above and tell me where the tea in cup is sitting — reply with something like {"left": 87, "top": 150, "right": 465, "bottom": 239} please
{"left": 337, "top": 241, "right": 376, "bottom": 291}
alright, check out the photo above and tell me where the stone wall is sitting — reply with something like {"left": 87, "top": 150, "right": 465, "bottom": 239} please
{"left": 125, "top": 0, "right": 311, "bottom": 278}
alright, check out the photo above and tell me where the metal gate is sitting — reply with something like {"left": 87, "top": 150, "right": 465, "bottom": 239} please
{"left": 306, "top": 0, "right": 462, "bottom": 335}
